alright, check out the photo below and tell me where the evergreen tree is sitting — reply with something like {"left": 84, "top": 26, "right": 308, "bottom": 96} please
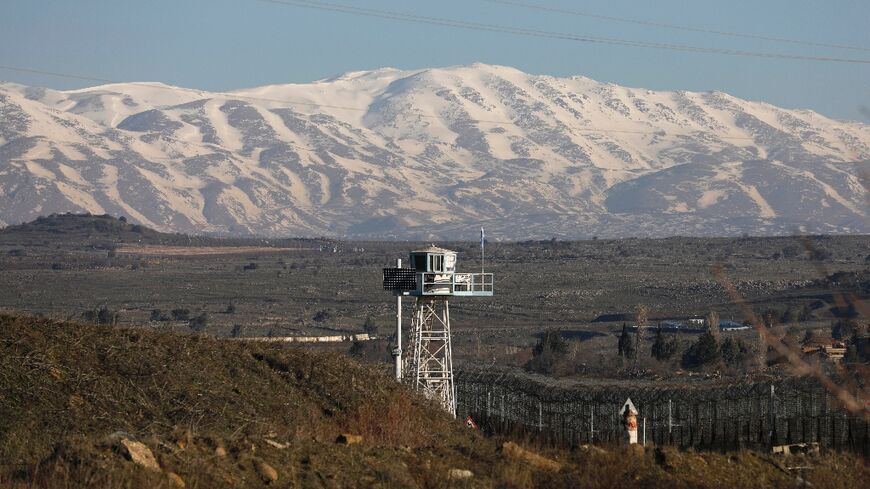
{"left": 149, "top": 309, "right": 162, "bottom": 322}
{"left": 526, "top": 330, "right": 569, "bottom": 374}
{"left": 618, "top": 323, "right": 636, "bottom": 360}
{"left": 720, "top": 337, "right": 751, "bottom": 366}
{"left": 188, "top": 313, "right": 208, "bottom": 332}
{"left": 832, "top": 319, "right": 855, "bottom": 340}
{"left": 651, "top": 326, "right": 677, "bottom": 361}
{"left": 843, "top": 344, "right": 859, "bottom": 363}
{"left": 682, "top": 330, "right": 721, "bottom": 369}
{"left": 362, "top": 316, "right": 378, "bottom": 335}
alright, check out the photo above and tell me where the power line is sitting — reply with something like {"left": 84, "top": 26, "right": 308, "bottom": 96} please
{"left": 253, "top": 0, "right": 870, "bottom": 64}
{"left": 0, "top": 63, "right": 758, "bottom": 141}
{"left": 479, "top": 0, "right": 870, "bottom": 53}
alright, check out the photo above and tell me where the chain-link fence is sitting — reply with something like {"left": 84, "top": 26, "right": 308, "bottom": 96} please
{"left": 456, "top": 369, "right": 868, "bottom": 454}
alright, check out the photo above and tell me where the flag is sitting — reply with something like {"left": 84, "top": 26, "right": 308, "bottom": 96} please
{"left": 480, "top": 227, "right": 485, "bottom": 248}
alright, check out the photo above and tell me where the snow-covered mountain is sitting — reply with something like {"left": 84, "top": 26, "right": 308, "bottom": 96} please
{"left": 1, "top": 63, "right": 867, "bottom": 239}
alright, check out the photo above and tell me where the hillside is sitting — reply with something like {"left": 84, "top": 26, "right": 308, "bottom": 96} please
{"left": 1, "top": 63, "right": 868, "bottom": 239}
{"left": 0, "top": 213, "right": 337, "bottom": 254}
{"left": 1, "top": 313, "right": 868, "bottom": 488}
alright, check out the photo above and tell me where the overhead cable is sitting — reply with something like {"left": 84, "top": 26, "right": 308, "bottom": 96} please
{"left": 480, "top": 0, "right": 870, "bottom": 53}
{"left": 253, "top": 0, "right": 870, "bottom": 64}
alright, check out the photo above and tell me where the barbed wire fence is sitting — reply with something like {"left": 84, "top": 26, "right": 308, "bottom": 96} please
{"left": 455, "top": 368, "right": 869, "bottom": 455}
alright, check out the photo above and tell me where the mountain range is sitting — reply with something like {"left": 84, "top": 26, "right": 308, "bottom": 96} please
{"left": 1, "top": 63, "right": 867, "bottom": 239}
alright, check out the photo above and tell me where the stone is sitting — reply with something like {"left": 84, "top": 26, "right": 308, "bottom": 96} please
{"left": 335, "top": 433, "right": 363, "bottom": 445}
{"left": 580, "top": 444, "right": 607, "bottom": 455}
{"left": 447, "top": 468, "right": 474, "bottom": 480}
{"left": 215, "top": 446, "right": 228, "bottom": 457}
{"left": 501, "top": 442, "right": 561, "bottom": 472}
{"left": 167, "top": 472, "right": 186, "bottom": 488}
{"left": 119, "top": 438, "right": 160, "bottom": 471}
{"left": 255, "top": 460, "right": 278, "bottom": 484}
{"left": 264, "top": 439, "right": 289, "bottom": 449}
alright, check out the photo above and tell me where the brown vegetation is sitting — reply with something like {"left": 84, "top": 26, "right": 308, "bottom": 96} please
{"left": 1, "top": 313, "right": 868, "bottom": 488}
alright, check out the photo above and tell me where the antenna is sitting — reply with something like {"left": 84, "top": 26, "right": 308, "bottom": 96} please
{"left": 480, "top": 227, "right": 485, "bottom": 275}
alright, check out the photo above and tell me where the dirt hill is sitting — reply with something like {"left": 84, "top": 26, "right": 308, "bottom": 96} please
{"left": 0, "top": 313, "right": 866, "bottom": 488}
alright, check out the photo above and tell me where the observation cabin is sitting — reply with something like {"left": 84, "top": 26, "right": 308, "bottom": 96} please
{"left": 383, "top": 246, "right": 493, "bottom": 297}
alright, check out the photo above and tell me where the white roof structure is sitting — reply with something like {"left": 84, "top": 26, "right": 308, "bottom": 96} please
{"left": 411, "top": 245, "right": 456, "bottom": 254}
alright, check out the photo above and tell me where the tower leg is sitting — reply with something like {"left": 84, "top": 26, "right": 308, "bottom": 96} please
{"left": 408, "top": 297, "right": 455, "bottom": 417}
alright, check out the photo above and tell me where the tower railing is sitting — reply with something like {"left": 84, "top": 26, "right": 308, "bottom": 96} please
{"left": 454, "top": 273, "right": 494, "bottom": 295}
{"left": 418, "top": 272, "right": 494, "bottom": 296}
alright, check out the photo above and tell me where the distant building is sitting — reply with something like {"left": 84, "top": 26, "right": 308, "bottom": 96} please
{"left": 719, "top": 320, "right": 751, "bottom": 331}
{"left": 801, "top": 337, "right": 847, "bottom": 362}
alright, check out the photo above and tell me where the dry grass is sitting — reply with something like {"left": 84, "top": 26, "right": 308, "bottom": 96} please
{"left": 1, "top": 313, "right": 867, "bottom": 488}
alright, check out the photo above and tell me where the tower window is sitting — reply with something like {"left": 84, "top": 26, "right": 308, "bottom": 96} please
{"left": 429, "top": 254, "right": 444, "bottom": 272}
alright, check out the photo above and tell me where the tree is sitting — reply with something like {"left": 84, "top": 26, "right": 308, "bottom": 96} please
{"left": 843, "top": 343, "right": 859, "bottom": 364}
{"left": 797, "top": 304, "right": 813, "bottom": 322}
{"left": 651, "top": 326, "right": 678, "bottom": 361}
{"left": 362, "top": 316, "right": 378, "bottom": 335}
{"left": 780, "top": 307, "right": 799, "bottom": 324}
{"left": 809, "top": 247, "right": 832, "bottom": 261}
{"left": 149, "top": 309, "right": 162, "bottom": 322}
{"left": 171, "top": 308, "right": 190, "bottom": 321}
{"left": 189, "top": 313, "right": 208, "bottom": 332}
{"left": 844, "top": 331, "right": 867, "bottom": 364}
{"left": 832, "top": 319, "right": 856, "bottom": 340}
{"left": 83, "top": 306, "right": 117, "bottom": 325}
{"left": 618, "top": 323, "right": 636, "bottom": 360}
{"left": 96, "top": 306, "right": 116, "bottom": 325}
{"left": 634, "top": 304, "right": 649, "bottom": 364}
{"left": 761, "top": 309, "right": 780, "bottom": 328}
{"left": 721, "top": 337, "right": 752, "bottom": 367}
{"left": 706, "top": 310, "right": 720, "bottom": 342}
{"left": 526, "top": 330, "right": 569, "bottom": 374}
{"left": 682, "top": 331, "right": 721, "bottom": 369}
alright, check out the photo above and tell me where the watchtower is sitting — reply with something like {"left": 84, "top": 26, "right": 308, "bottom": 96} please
{"left": 383, "top": 246, "right": 493, "bottom": 416}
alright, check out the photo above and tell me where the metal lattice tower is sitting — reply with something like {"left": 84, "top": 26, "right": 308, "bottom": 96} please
{"left": 383, "top": 245, "right": 493, "bottom": 417}
{"left": 409, "top": 298, "right": 455, "bottom": 414}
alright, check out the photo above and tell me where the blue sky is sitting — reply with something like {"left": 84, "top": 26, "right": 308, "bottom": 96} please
{"left": 2, "top": 0, "right": 869, "bottom": 121}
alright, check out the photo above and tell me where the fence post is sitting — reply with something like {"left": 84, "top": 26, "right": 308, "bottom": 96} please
{"left": 643, "top": 417, "right": 646, "bottom": 446}
{"left": 590, "top": 405, "right": 595, "bottom": 444}
{"left": 769, "top": 384, "right": 776, "bottom": 448}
